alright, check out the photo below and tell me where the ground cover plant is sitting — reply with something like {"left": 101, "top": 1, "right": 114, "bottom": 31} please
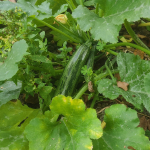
{"left": 1, "top": 0, "right": 150, "bottom": 149}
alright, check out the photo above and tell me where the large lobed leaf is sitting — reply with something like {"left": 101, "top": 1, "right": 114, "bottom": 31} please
{"left": 72, "top": 0, "right": 150, "bottom": 43}
{"left": 93, "top": 104, "right": 150, "bottom": 150}
{"left": 24, "top": 95, "right": 102, "bottom": 150}
{"left": 0, "top": 0, "right": 66, "bottom": 21}
{"left": 0, "top": 39, "right": 28, "bottom": 81}
{"left": 0, "top": 81, "right": 22, "bottom": 107}
{"left": 98, "top": 53, "right": 150, "bottom": 112}
{"left": 0, "top": 100, "right": 40, "bottom": 150}
{"left": 0, "top": 0, "right": 52, "bottom": 20}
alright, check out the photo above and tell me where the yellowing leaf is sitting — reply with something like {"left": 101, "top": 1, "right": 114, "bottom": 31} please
{"left": 25, "top": 95, "right": 103, "bottom": 150}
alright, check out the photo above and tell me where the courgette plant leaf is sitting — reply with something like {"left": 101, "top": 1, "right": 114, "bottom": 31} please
{"left": 72, "top": 0, "right": 150, "bottom": 43}
{"left": 47, "top": 0, "right": 66, "bottom": 15}
{"left": 24, "top": 95, "right": 102, "bottom": 150}
{"left": 0, "top": 81, "right": 22, "bottom": 107}
{"left": 92, "top": 104, "right": 150, "bottom": 150}
{"left": 98, "top": 53, "right": 150, "bottom": 112}
{"left": 0, "top": 39, "right": 28, "bottom": 81}
{"left": 0, "top": 0, "right": 52, "bottom": 20}
{"left": 0, "top": 100, "right": 40, "bottom": 150}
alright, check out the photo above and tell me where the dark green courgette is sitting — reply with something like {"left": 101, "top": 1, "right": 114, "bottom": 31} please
{"left": 55, "top": 40, "right": 92, "bottom": 96}
{"left": 86, "top": 45, "right": 95, "bottom": 69}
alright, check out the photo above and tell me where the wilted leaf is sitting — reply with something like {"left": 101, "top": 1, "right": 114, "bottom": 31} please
{"left": 114, "top": 73, "right": 121, "bottom": 81}
{"left": 147, "top": 119, "right": 150, "bottom": 131}
{"left": 25, "top": 95, "right": 102, "bottom": 150}
{"left": 117, "top": 81, "right": 129, "bottom": 91}
{"left": 88, "top": 81, "right": 95, "bottom": 92}
{"left": 133, "top": 49, "right": 144, "bottom": 59}
{"left": 93, "top": 104, "right": 150, "bottom": 150}
{"left": 138, "top": 116, "right": 147, "bottom": 131}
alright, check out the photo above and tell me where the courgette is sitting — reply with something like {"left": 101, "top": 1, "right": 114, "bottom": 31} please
{"left": 86, "top": 45, "right": 95, "bottom": 69}
{"left": 55, "top": 40, "right": 92, "bottom": 96}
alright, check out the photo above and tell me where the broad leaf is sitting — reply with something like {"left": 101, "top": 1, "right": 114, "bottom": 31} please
{"left": 0, "top": 39, "right": 28, "bottom": 81}
{"left": 0, "top": 81, "right": 22, "bottom": 107}
{"left": 0, "top": 0, "right": 52, "bottom": 20}
{"left": 98, "top": 53, "right": 150, "bottom": 112}
{"left": 47, "top": 0, "right": 66, "bottom": 15}
{"left": 72, "top": 0, "right": 150, "bottom": 43}
{"left": 72, "top": 5, "right": 121, "bottom": 43}
{"left": 25, "top": 95, "right": 102, "bottom": 150}
{"left": 0, "top": 100, "right": 40, "bottom": 150}
{"left": 93, "top": 104, "right": 150, "bottom": 150}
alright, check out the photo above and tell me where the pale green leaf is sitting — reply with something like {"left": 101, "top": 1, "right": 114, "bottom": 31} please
{"left": 93, "top": 104, "right": 150, "bottom": 150}
{"left": 25, "top": 95, "right": 102, "bottom": 150}
{"left": 0, "top": 100, "right": 40, "bottom": 150}
{"left": 0, "top": 0, "right": 52, "bottom": 20}
{"left": 0, "top": 81, "right": 22, "bottom": 107}
{"left": 72, "top": 5, "right": 121, "bottom": 43}
{"left": 0, "top": 39, "right": 28, "bottom": 81}
{"left": 98, "top": 53, "right": 150, "bottom": 112}
{"left": 72, "top": 0, "right": 150, "bottom": 43}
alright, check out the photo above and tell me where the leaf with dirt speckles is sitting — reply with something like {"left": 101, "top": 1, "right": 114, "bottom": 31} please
{"left": 93, "top": 104, "right": 150, "bottom": 150}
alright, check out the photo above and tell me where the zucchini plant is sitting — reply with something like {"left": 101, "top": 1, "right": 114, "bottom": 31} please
{"left": 0, "top": 0, "right": 150, "bottom": 149}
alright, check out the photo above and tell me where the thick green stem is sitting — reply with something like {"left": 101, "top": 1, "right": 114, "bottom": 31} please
{"left": 80, "top": 0, "right": 84, "bottom": 6}
{"left": 104, "top": 42, "right": 150, "bottom": 55}
{"left": 90, "top": 92, "right": 98, "bottom": 108}
{"left": 66, "top": 0, "right": 76, "bottom": 10}
{"left": 54, "top": 19, "right": 83, "bottom": 43}
{"left": 31, "top": 16, "right": 81, "bottom": 43}
{"left": 105, "top": 49, "right": 118, "bottom": 55}
{"left": 105, "top": 62, "right": 116, "bottom": 83}
{"left": 74, "top": 69, "right": 119, "bottom": 99}
{"left": 124, "top": 19, "right": 149, "bottom": 50}
{"left": 138, "top": 22, "right": 150, "bottom": 27}
{"left": 95, "top": 3, "right": 99, "bottom": 15}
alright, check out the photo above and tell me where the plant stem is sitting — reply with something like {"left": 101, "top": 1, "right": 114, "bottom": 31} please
{"left": 66, "top": 0, "right": 76, "bottom": 10}
{"left": 105, "top": 62, "right": 116, "bottom": 83}
{"left": 90, "top": 92, "right": 98, "bottom": 108}
{"left": 54, "top": 19, "right": 83, "bottom": 43}
{"left": 104, "top": 42, "right": 150, "bottom": 55}
{"left": 31, "top": 16, "right": 82, "bottom": 43}
{"left": 99, "top": 9, "right": 104, "bottom": 17}
{"left": 138, "top": 22, "right": 150, "bottom": 27}
{"left": 124, "top": 19, "right": 150, "bottom": 50}
{"left": 95, "top": 3, "right": 99, "bottom": 15}
{"left": 80, "top": 0, "right": 84, "bottom": 6}
{"left": 105, "top": 49, "right": 118, "bottom": 55}
{"left": 74, "top": 69, "right": 119, "bottom": 99}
